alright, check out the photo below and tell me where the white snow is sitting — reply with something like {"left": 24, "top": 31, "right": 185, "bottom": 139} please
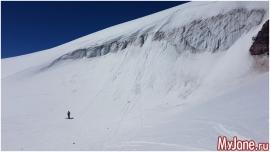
{"left": 1, "top": 1, "right": 269, "bottom": 150}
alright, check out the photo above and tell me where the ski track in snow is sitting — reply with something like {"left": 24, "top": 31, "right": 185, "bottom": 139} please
{"left": 1, "top": 1, "right": 269, "bottom": 151}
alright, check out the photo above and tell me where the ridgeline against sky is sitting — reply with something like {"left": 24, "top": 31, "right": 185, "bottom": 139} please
{"left": 1, "top": 1, "right": 187, "bottom": 58}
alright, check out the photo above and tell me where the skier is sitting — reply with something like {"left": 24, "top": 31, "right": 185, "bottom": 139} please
{"left": 67, "top": 110, "right": 71, "bottom": 119}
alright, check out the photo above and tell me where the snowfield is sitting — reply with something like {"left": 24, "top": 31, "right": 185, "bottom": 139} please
{"left": 2, "top": 1, "right": 269, "bottom": 150}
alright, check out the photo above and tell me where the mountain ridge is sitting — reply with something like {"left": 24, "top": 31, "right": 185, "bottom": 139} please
{"left": 2, "top": 1, "right": 269, "bottom": 150}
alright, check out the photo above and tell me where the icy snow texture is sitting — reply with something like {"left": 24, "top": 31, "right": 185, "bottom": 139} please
{"left": 47, "top": 8, "right": 265, "bottom": 68}
{"left": 1, "top": 1, "right": 269, "bottom": 151}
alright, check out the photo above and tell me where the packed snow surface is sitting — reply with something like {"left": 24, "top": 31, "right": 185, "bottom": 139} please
{"left": 2, "top": 1, "right": 269, "bottom": 150}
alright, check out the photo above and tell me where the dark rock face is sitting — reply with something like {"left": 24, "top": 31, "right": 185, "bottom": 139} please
{"left": 250, "top": 20, "right": 269, "bottom": 55}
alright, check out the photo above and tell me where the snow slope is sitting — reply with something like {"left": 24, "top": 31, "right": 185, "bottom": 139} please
{"left": 2, "top": 1, "right": 269, "bottom": 150}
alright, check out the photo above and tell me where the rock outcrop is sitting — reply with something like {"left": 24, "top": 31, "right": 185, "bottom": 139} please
{"left": 250, "top": 20, "right": 269, "bottom": 55}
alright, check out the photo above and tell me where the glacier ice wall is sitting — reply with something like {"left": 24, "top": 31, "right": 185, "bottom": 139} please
{"left": 47, "top": 8, "right": 265, "bottom": 68}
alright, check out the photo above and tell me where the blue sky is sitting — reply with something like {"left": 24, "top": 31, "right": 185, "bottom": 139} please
{"left": 1, "top": 1, "right": 187, "bottom": 58}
